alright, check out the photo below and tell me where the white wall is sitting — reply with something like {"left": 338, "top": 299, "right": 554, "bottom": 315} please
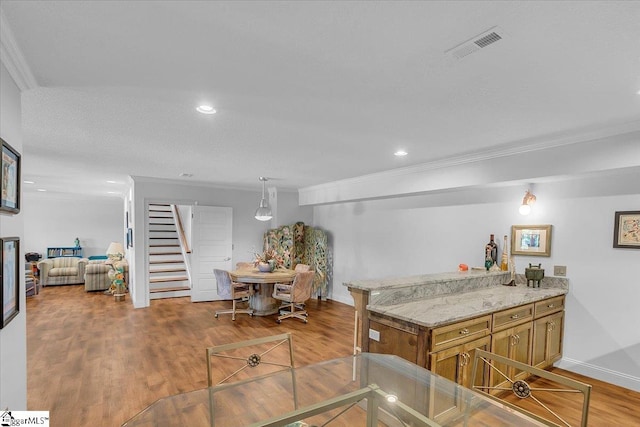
{"left": 22, "top": 194, "right": 124, "bottom": 258}
{"left": 0, "top": 61, "right": 27, "bottom": 410}
{"left": 314, "top": 181, "right": 640, "bottom": 391}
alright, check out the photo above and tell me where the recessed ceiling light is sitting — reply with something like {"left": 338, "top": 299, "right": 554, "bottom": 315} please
{"left": 23, "top": 180, "right": 35, "bottom": 184}
{"left": 394, "top": 150, "right": 408, "bottom": 157}
{"left": 36, "top": 189, "right": 47, "bottom": 192}
{"left": 637, "top": 89, "right": 640, "bottom": 95}
{"left": 107, "top": 191, "right": 118, "bottom": 194}
{"left": 196, "top": 105, "right": 216, "bottom": 114}
{"left": 106, "top": 180, "right": 117, "bottom": 184}
{"left": 179, "top": 173, "right": 193, "bottom": 178}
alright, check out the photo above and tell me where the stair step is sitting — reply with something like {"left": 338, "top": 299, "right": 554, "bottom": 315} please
{"left": 150, "top": 286, "right": 190, "bottom": 293}
{"left": 149, "top": 244, "right": 180, "bottom": 248}
{"left": 150, "top": 251, "right": 182, "bottom": 256}
{"left": 150, "top": 267, "right": 186, "bottom": 273}
{"left": 149, "top": 237, "right": 179, "bottom": 240}
{"left": 149, "top": 260, "right": 185, "bottom": 265}
{"left": 149, "top": 229, "right": 177, "bottom": 232}
{"left": 150, "top": 276, "right": 189, "bottom": 283}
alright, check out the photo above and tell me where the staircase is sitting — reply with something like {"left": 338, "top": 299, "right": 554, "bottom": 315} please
{"left": 147, "top": 204, "right": 190, "bottom": 299}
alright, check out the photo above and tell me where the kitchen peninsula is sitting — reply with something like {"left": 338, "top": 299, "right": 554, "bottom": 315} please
{"left": 345, "top": 270, "right": 568, "bottom": 398}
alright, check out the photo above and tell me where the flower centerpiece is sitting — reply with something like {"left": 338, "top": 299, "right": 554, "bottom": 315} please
{"left": 254, "top": 248, "right": 284, "bottom": 272}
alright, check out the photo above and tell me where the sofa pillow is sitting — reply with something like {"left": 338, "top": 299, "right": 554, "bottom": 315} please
{"left": 49, "top": 267, "right": 79, "bottom": 277}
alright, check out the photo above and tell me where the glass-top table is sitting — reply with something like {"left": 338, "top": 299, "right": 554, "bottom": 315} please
{"left": 123, "top": 353, "right": 545, "bottom": 426}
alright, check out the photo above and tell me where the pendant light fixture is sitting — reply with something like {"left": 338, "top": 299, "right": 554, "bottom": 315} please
{"left": 254, "top": 176, "right": 273, "bottom": 221}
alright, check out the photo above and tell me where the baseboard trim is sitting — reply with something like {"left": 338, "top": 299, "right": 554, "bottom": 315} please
{"left": 557, "top": 357, "right": 640, "bottom": 392}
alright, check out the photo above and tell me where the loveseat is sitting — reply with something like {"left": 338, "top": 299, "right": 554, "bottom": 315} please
{"left": 37, "top": 257, "right": 88, "bottom": 286}
{"left": 84, "top": 259, "right": 129, "bottom": 292}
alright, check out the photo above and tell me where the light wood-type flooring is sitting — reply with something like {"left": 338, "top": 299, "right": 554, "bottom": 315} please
{"left": 27, "top": 285, "right": 640, "bottom": 426}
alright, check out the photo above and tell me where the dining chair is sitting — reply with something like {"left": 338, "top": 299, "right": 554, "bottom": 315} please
{"left": 470, "top": 349, "right": 591, "bottom": 427}
{"left": 272, "top": 271, "right": 314, "bottom": 323}
{"left": 294, "top": 263, "right": 311, "bottom": 272}
{"left": 235, "top": 262, "right": 254, "bottom": 270}
{"left": 206, "top": 333, "right": 295, "bottom": 387}
{"left": 213, "top": 269, "right": 253, "bottom": 320}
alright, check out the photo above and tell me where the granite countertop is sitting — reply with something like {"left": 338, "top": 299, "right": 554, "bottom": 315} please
{"left": 345, "top": 270, "right": 510, "bottom": 291}
{"left": 367, "top": 283, "right": 568, "bottom": 328}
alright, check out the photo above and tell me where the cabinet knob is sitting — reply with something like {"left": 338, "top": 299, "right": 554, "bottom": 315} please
{"left": 548, "top": 303, "right": 555, "bottom": 308}
{"left": 460, "top": 328, "right": 469, "bottom": 335}
{"left": 511, "top": 314, "right": 519, "bottom": 319}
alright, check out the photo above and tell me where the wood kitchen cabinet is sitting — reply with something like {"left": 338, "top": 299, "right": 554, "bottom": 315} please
{"left": 489, "top": 321, "right": 533, "bottom": 392}
{"left": 489, "top": 304, "right": 534, "bottom": 393}
{"left": 533, "top": 310, "right": 564, "bottom": 368}
{"left": 428, "top": 335, "right": 491, "bottom": 422}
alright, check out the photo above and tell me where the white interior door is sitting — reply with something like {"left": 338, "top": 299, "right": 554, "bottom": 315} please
{"left": 190, "top": 205, "right": 233, "bottom": 302}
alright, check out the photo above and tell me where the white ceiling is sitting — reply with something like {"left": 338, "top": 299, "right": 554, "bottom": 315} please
{"left": 1, "top": 1, "right": 639, "bottom": 198}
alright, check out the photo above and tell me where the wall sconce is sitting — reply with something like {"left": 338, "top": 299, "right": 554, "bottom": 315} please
{"left": 254, "top": 176, "right": 273, "bottom": 221}
{"left": 519, "top": 190, "right": 536, "bottom": 215}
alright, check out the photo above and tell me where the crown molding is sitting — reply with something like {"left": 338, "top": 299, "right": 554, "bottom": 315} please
{"left": 0, "top": 9, "right": 38, "bottom": 91}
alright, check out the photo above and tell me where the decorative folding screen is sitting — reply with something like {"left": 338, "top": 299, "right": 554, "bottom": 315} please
{"left": 265, "top": 222, "right": 328, "bottom": 296}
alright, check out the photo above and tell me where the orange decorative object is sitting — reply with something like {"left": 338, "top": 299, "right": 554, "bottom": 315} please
{"left": 458, "top": 264, "right": 468, "bottom": 271}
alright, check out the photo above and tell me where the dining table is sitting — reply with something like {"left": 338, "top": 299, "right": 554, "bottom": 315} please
{"left": 229, "top": 268, "right": 297, "bottom": 316}
{"left": 123, "top": 352, "right": 547, "bottom": 426}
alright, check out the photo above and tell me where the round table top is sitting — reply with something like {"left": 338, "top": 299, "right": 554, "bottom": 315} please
{"left": 230, "top": 268, "right": 296, "bottom": 284}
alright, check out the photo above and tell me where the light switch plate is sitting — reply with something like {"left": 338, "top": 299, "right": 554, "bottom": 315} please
{"left": 369, "top": 328, "right": 380, "bottom": 342}
{"left": 554, "top": 265, "right": 567, "bottom": 276}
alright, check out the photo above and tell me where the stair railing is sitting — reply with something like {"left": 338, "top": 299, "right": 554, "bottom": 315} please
{"left": 171, "top": 205, "right": 192, "bottom": 286}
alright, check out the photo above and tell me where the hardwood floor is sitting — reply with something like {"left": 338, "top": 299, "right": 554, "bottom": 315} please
{"left": 27, "top": 285, "right": 640, "bottom": 427}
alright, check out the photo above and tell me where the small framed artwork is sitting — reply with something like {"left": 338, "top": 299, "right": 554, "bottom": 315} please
{"left": 1, "top": 138, "right": 21, "bottom": 214}
{"left": 1, "top": 237, "right": 20, "bottom": 329}
{"left": 511, "top": 224, "right": 552, "bottom": 257}
{"left": 127, "top": 228, "right": 133, "bottom": 248}
{"left": 613, "top": 211, "right": 640, "bottom": 249}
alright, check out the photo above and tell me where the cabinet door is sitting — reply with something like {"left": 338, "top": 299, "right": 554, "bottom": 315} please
{"left": 533, "top": 311, "right": 564, "bottom": 368}
{"left": 489, "top": 328, "right": 513, "bottom": 391}
{"left": 428, "top": 336, "right": 491, "bottom": 423}
{"left": 547, "top": 311, "right": 564, "bottom": 364}
{"left": 489, "top": 322, "right": 533, "bottom": 391}
{"left": 511, "top": 321, "right": 533, "bottom": 381}
{"left": 429, "top": 345, "right": 464, "bottom": 422}
{"left": 461, "top": 336, "right": 492, "bottom": 390}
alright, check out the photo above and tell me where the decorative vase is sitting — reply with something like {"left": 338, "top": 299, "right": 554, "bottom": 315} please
{"left": 257, "top": 262, "right": 272, "bottom": 272}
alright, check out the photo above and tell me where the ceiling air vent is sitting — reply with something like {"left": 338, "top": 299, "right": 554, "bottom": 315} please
{"left": 446, "top": 26, "right": 505, "bottom": 60}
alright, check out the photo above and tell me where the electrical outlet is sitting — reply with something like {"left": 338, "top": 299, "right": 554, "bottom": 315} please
{"left": 554, "top": 265, "right": 567, "bottom": 277}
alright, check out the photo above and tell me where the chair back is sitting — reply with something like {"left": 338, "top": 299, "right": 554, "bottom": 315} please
{"left": 291, "top": 271, "right": 314, "bottom": 303}
{"left": 213, "top": 269, "right": 232, "bottom": 300}
{"left": 294, "top": 263, "right": 311, "bottom": 272}
{"left": 236, "top": 262, "right": 254, "bottom": 270}
{"left": 471, "top": 349, "right": 591, "bottom": 427}
{"left": 206, "top": 333, "right": 295, "bottom": 387}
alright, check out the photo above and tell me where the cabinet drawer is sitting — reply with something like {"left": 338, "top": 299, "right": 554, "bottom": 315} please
{"left": 493, "top": 304, "right": 533, "bottom": 331}
{"left": 431, "top": 315, "right": 491, "bottom": 352}
{"left": 535, "top": 296, "right": 565, "bottom": 318}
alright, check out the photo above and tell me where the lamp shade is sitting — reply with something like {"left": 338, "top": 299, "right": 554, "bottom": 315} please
{"left": 254, "top": 176, "right": 273, "bottom": 221}
{"left": 106, "top": 242, "right": 125, "bottom": 258}
{"left": 255, "top": 204, "right": 273, "bottom": 221}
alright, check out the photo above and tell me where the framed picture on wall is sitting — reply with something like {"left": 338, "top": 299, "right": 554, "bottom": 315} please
{"left": 1, "top": 138, "right": 21, "bottom": 214}
{"left": 127, "top": 228, "right": 133, "bottom": 248}
{"left": 511, "top": 224, "right": 552, "bottom": 257}
{"left": 613, "top": 211, "right": 640, "bottom": 249}
{"left": 1, "top": 237, "right": 20, "bottom": 329}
